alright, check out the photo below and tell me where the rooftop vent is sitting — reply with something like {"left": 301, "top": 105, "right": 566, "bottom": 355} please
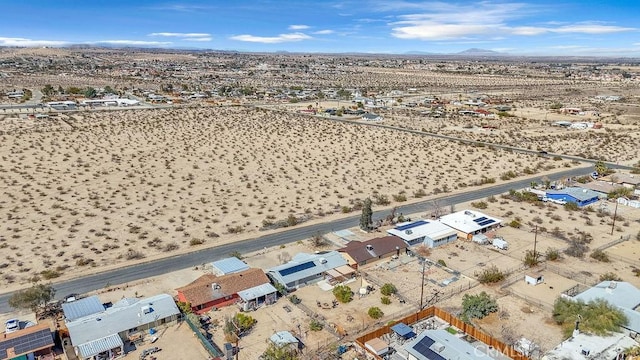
{"left": 609, "top": 281, "right": 617, "bottom": 289}
{"left": 366, "top": 245, "right": 374, "bottom": 251}
{"left": 319, "top": 258, "right": 327, "bottom": 264}
{"left": 433, "top": 342, "right": 445, "bottom": 352}
{"left": 212, "top": 283, "right": 221, "bottom": 290}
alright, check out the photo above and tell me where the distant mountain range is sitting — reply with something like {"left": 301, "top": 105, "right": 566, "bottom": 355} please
{"left": 405, "top": 48, "right": 506, "bottom": 56}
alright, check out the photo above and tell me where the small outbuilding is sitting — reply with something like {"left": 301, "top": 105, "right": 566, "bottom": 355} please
{"left": 525, "top": 273, "right": 544, "bottom": 285}
{"left": 364, "top": 337, "right": 389, "bottom": 356}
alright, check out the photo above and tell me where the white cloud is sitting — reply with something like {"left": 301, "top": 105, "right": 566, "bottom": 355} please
{"left": 96, "top": 40, "right": 172, "bottom": 46}
{"left": 149, "top": 32, "right": 211, "bottom": 38}
{"left": 186, "top": 37, "right": 212, "bottom": 42}
{"left": 0, "top": 37, "right": 68, "bottom": 47}
{"left": 230, "top": 32, "right": 312, "bottom": 44}
{"left": 288, "top": 25, "right": 310, "bottom": 30}
{"left": 388, "top": 2, "right": 635, "bottom": 41}
{"left": 314, "top": 30, "right": 335, "bottom": 35}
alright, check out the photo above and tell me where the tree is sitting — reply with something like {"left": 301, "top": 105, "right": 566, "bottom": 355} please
{"left": 224, "top": 313, "right": 257, "bottom": 342}
{"left": 83, "top": 87, "right": 97, "bottom": 98}
{"left": 176, "top": 301, "right": 192, "bottom": 314}
{"left": 332, "top": 285, "right": 353, "bottom": 303}
{"left": 552, "top": 298, "right": 627, "bottom": 339}
{"left": 461, "top": 291, "right": 498, "bottom": 323}
{"left": 262, "top": 342, "right": 300, "bottom": 360}
{"left": 594, "top": 161, "right": 611, "bottom": 176}
{"left": 608, "top": 187, "right": 632, "bottom": 199}
{"left": 380, "top": 283, "right": 397, "bottom": 296}
{"left": 41, "top": 84, "right": 54, "bottom": 96}
{"left": 360, "top": 197, "right": 373, "bottom": 230}
{"left": 8, "top": 283, "right": 56, "bottom": 313}
{"left": 103, "top": 85, "right": 115, "bottom": 94}
{"left": 523, "top": 249, "right": 542, "bottom": 267}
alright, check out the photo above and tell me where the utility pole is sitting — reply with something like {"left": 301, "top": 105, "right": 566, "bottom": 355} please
{"left": 533, "top": 225, "right": 538, "bottom": 262}
{"left": 610, "top": 200, "right": 619, "bottom": 235}
{"left": 419, "top": 258, "right": 426, "bottom": 311}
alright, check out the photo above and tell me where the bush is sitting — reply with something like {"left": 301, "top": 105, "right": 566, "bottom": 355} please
{"left": 332, "top": 285, "right": 353, "bottom": 303}
{"left": 564, "top": 202, "right": 579, "bottom": 211}
{"left": 229, "top": 251, "right": 243, "bottom": 260}
{"left": 471, "top": 201, "right": 488, "bottom": 209}
{"left": 288, "top": 295, "right": 301, "bottom": 304}
{"left": 413, "top": 189, "right": 427, "bottom": 198}
{"left": 545, "top": 248, "right": 560, "bottom": 261}
{"left": 553, "top": 297, "right": 627, "bottom": 339}
{"left": 437, "top": 259, "right": 447, "bottom": 267}
{"left": 381, "top": 296, "right": 391, "bottom": 305}
{"left": 368, "top": 307, "right": 384, "bottom": 319}
{"left": 523, "top": 250, "right": 541, "bottom": 267}
{"left": 189, "top": 238, "right": 205, "bottom": 246}
{"left": 461, "top": 291, "right": 498, "bottom": 323}
{"left": 599, "top": 272, "right": 622, "bottom": 281}
{"left": 309, "top": 319, "right": 323, "bottom": 331}
{"left": 392, "top": 193, "right": 407, "bottom": 202}
{"left": 40, "top": 269, "right": 61, "bottom": 280}
{"left": 590, "top": 249, "right": 610, "bottom": 262}
{"left": 564, "top": 240, "right": 588, "bottom": 258}
{"left": 380, "top": 283, "right": 397, "bottom": 296}
{"left": 508, "top": 219, "right": 522, "bottom": 228}
{"left": 477, "top": 265, "right": 505, "bottom": 284}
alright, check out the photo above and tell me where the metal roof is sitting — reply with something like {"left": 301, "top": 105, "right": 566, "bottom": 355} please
{"left": 269, "top": 331, "right": 298, "bottom": 347}
{"left": 211, "top": 257, "right": 249, "bottom": 275}
{"left": 546, "top": 187, "right": 601, "bottom": 202}
{"left": 237, "top": 283, "right": 277, "bottom": 301}
{"left": 62, "top": 296, "right": 105, "bottom": 322}
{"left": 76, "top": 334, "right": 124, "bottom": 359}
{"left": 387, "top": 220, "right": 456, "bottom": 242}
{"left": 439, "top": 210, "right": 502, "bottom": 235}
{"left": 267, "top": 251, "right": 347, "bottom": 288}
{"left": 67, "top": 294, "right": 179, "bottom": 348}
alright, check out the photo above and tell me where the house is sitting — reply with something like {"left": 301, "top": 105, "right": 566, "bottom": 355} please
{"left": 210, "top": 257, "right": 250, "bottom": 276}
{"left": 62, "top": 296, "right": 105, "bottom": 322}
{"left": 387, "top": 220, "right": 457, "bottom": 247}
{"left": 361, "top": 113, "right": 383, "bottom": 121}
{"left": 267, "top": 251, "right": 347, "bottom": 291}
{"left": 66, "top": 294, "right": 179, "bottom": 360}
{"left": 46, "top": 101, "right": 77, "bottom": 110}
{"left": 574, "top": 181, "right": 623, "bottom": 197}
{"left": 545, "top": 187, "right": 600, "bottom": 207}
{"left": 571, "top": 281, "right": 640, "bottom": 334}
{"left": 338, "top": 236, "right": 408, "bottom": 268}
{"left": 438, "top": 210, "right": 502, "bottom": 240}
{"left": 0, "top": 323, "right": 54, "bottom": 360}
{"left": 600, "top": 173, "right": 640, "bottom": 189}
{"left": 404, "top": 329, "right": 499, "bottom": 360}
{"left": 543, "top": 331, "right": 637, "bottom": 360}
{"left": 176, "top": 268, "right": 275, "bottom": 314}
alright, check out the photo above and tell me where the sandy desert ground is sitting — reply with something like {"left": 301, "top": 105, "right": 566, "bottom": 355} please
{"left": 0, "top": 105, "right": 582, "bottom": 290}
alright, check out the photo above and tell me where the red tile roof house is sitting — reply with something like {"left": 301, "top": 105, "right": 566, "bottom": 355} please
{"left": 175, "top": 268, "right": 274, "bottom": 314}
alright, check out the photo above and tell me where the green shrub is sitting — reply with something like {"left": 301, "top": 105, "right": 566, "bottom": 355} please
{"left": 380, "top": 283, "right": 397, "bottom": 296}
{"left": 471, "top": 201, "right": 488, "bottom": 209}
{"left": 509, "top": 219, "right": 522, "bottom": 228}
{"left": 309, "top": 319, "right": 323, "bottom": 331}
{"left": 381, "top": 296, "right": 391, "bottom": 305}
{"left": 332, "top": 285, "right": 353, "bottom": 303}
{"left": 599, "top": 272, "right": 622, "bottom": 282}
{"left": 461, "top": 291, "right": 498, "bottom": 323}
{"left": 437, "top": 259, "right": 447, "bottom": 267}
{"left": 553, "top": 297, "right": 627, "bottom": 339}
{"left": 368, "top": 307, "right": 384, "bottom": 319}
{"left": 392, "top": 193, "right": 407, "bottom": 202}
{"left": 564, "top": 202, "right": 579, "bottom": 211}
{"left": 545, "top": 248, "right": 560, "bottom": 261}
{"left": 476, "top": 265, "right": 505, "bottom": 284}
{"left": 590, "top": 249, "right": 610, "bottom": 262}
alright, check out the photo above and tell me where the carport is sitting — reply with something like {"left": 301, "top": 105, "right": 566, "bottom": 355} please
{"left": 391, "top": 323, "right": 416, "bottom": 339}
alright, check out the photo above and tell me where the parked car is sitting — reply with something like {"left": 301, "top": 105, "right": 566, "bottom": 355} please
{"left": 5, "top": 319, "right": 19, "bottom": 333}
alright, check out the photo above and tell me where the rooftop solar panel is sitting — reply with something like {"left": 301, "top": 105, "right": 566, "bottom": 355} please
{"left": 394, "top": 220, "right": 429, "bottom": 231}
{"left": 0, "top": 328, "right": 53, "bottom": 359}
{"left": 473, "top": 216, "right": 488, "bottom": 223}
{"left": 412, "top": 335, "right": 446, "bottom": 360}
{"left": 478, "top": 219, "right": 495, "bottom": 227}
{"left": 278, "top": 261, "right": 316, "bottom": 277}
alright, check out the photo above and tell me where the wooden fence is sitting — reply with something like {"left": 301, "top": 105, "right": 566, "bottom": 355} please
{"left": 355, "top": 306, "right": 531, "bottom": 360}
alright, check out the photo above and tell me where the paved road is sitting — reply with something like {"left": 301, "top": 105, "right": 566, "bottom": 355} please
{"left": 0, "top": 166, "right": 601, "bottom": 313}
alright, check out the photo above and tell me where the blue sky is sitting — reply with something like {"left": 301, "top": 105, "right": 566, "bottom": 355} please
{"left": 1, "top": 0, "right": 639, "bottom": 56}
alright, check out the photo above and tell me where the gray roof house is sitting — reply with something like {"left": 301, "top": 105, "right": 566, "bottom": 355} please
{"left": 267, "top": 251, "right": 347, "bottom": 291}
{"left": 404, "top": 329, "right": 499, "bottom": 360}
{"left": 62, "top": 296, "right": 105, "bottom": 322}
{"left": 573, "top": 281, "right": 640, "bottom": 334}
{"left": 67, "top": 294, "right": 180, "bottom": 359}
{"left": 211, "top": 257, "right": 250, "bottom": 276}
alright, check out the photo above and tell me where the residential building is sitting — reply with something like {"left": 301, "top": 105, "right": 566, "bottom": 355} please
{"left": 176, "top": 268, "right": 275, "bottom": 314}
{"left": 543, "top": 331, "right": 637, "bottom": 360}
{"left": 574, "top": 181, "right": 623, "bottom": 196}
{"left": 0, "top": 323, "right": 54, "bottom": 360}
{"left": 438, "top": 210, "right": 502, "bottom": 240}
{"left": 387, "top": 220, "right": 457, "bottom": 247}
{"left": 338, "top": 236, "right": 408, "bottom": 268}
{"left": 572, "top": 281, "right": 640, "bottom": 334}
{"left": 600, "top": 173, "right": 640, "bottom": 189}
{"left": 62, "top": 296, "right": 105, "bottom": 322}
{"left": 545, "top": 187, "right": 600, "bottom": 207}
{"left": 267, "top": 251, "right": 347, "bottom": 291}
{"left": 404, "top": 329, "right": 499, "bottom": 360}
{"left": 361, "top": 113, "right": 383, "bottom": 121}
{"left": 66, "top": 294, "right": 180, "bottom": 360}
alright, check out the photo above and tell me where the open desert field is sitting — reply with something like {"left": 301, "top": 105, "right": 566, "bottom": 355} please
{"left": 0, "top": 105, "right": 581, "bottom": 290}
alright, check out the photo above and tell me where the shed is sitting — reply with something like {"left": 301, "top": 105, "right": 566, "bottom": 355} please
{"left": 525, "top": 274, "right": 544, "bottom": 285}
{"left": 364, "top": 337, "right": 389, "bottom": 356}
{"left": 211, "top": 257, "right": 250, "bottom": 276}
{"left": 391, "top": 323, "right": 416, "bottom": 339}
{"left": 269, "top": 331, "right": 299, "bottom": 348}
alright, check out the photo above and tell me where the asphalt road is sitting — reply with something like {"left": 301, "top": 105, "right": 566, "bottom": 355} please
{"left": 0, "top": 165, "right": 601, "bottom": 313}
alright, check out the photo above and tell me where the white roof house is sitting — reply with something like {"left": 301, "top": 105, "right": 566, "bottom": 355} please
{"left": 387, "top": 220, "right": 457, "bottom": 247}
{"left": 543, "top": 331, "right": 637, "bottom": 360}
{"left": 67, "top": 294, "right": 179, "bottom": 359}
{"left": 438, "top": 210, "right": 501, "bottom": 239}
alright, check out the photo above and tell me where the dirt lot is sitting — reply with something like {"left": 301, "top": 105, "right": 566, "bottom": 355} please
{"left": 125, "top": 322, "right": 212, "bottom": 360}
